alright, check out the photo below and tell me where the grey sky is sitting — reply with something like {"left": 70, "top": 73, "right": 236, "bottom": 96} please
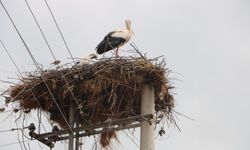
{"left": 0, "top": 0, "right": 250, "bottom": 149}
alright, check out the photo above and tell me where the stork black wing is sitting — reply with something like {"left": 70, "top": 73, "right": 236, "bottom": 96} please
{"left": 96, "top": 31, "right": 126, "bottom": 54}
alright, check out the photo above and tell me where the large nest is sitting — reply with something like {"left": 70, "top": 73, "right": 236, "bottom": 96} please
{"left": 4, "top": 56, "right": 174, "bottom": 147}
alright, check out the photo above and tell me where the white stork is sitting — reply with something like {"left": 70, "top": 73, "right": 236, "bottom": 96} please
{"left": 96, "top": 19, "right": 133, "bottom": 58}
{"left": 76, "top": 53, "right": 98, "bottom": 66}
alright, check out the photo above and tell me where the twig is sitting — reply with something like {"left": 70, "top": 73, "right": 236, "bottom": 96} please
{"left": 130, "top": 42, "right": 146, "bottom": 59}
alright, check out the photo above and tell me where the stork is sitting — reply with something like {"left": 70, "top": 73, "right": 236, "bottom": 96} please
{"left": 96, "top": 19, "right": 133, "bottom": 58}
{"left": 76, "top": 53, "right": 98, "bottom": 66}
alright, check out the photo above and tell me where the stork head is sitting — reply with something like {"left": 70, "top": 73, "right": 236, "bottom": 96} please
{"left": 88, "top": 53, "right": 98, "bottom": 59}
{"left": 83, "top": 53, "right": 97, "bottom": 60}
{"left": 125, "top": 19, "right": 132, "bottom": 30}
{"left": 125, "top": 19, "right": 134, "bottom": 35}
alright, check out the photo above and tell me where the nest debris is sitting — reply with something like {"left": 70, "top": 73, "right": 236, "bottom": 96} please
{"left": 3, "top": 56, "right": 174, "bottom": 147}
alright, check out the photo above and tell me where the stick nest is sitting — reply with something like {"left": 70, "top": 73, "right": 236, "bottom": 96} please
{"left": 4, "top": 56, "right": 174, "bottom": 147}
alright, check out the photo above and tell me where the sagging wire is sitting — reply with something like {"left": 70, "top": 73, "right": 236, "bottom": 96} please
{"left": 0, "top": 1, "right": 82, "bottom": 146}
{"left": 0, "top": 39, "right": 50, "bottom": 133}
{"left": 43, "top": 0, "right": 76, "bottom": 64}
{"left": 24, "top": 0, "right": 82, "bottom": 110}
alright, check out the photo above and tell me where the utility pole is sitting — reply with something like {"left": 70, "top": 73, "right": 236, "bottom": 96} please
{"left": 68, "top": 101, "right": 75, "bottom": 150}
{"left": 140, "top": 84, "right": 155, "bottom": 150}
{"left": 75, "top": 114, "right": 80, "bottom": 150}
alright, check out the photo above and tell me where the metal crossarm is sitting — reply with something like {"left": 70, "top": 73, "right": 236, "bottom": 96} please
{"left": 28, "top": 114, "right": 153, "bottom": 148}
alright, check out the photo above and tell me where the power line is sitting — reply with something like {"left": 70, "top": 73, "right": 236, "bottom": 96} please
{"left": 0, "top": 39, "right": 49, "bottom": 133}
{"left": 0, "top": 128, "right": 25, "bottom": 133}
{"left": 14, "top": 119, "right": 25, "bottom": 150}
{"left": 1, "top": 1, "right": 90, "bottom": 149}
{"left": 0, "top": 4, "right": 84, "bottom": 149}
{"left": 24, "top": 0, "right": 81, "bottom": 108}
{"left": 0, "top": 140, "right": 31, "bottom": 148}
{"left": 0, "top": 40, "right": 22, "bottom": 75}
{"left": 24, "top": 0, "right": 57, "bottom": 61}
{"left": 0, "top": 0, "right": 72, "bottom": 133}
{"left": 123, "top": 130, "right": 140, "bottom": 149}
{"left": 43, "top": 0, "right": 76, "bottom": 64}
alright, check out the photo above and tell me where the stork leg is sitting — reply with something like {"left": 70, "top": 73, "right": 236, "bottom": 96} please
{"left": 115, "top": 47, "right": 119, "bottom": 60}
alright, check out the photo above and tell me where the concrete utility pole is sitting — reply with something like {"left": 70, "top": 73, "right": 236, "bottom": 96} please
{"left": 75, "top": 114, "right": 80, "bottom": 150}
{"left": 68, "top": 101, "right": 75, "bottom": 150}
{"left": 140, "top": 84, "right": 155, "bottom": 150}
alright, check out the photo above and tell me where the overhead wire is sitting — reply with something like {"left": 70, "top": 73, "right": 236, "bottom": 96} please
{"left": 0, "top": 2, "right": 84, "bottom": 148}
{"left": 0, "top": 40, "right": 22, "bottom": 75}
{"left": 22, "top": 4, "right": 96, "bottom": 148}
{"left": 15, "top": 116, "right": 25, "bottom": 150}
{"left": 40, "top": 0, "right": 87, "bottom": 116}
{"left": 0, "top": 140, "right": 31, "bottom": 148}
{"left": 21, "top": 114, "right": 30, "bottom": 150}
{"left": 43, "top": 0, "right": 76, "bottom": 64}
{"left": 123, "top": 130, "right": 140, "bottom": 149}
{"left": 23, "top": 3, "right": 87, "bottom": 147}
{"left": 0, "top": 128, "right": 25, "bottom": 133}
{"left": 0, "top": 39, "right": 49, "bottom": 133}
{"left": 24, "top": 0, "right": 81, "bottom": 108}
{"left": 24, "top": 0, "right": 56, "bottom": 61}
{"left": 0, "top": 0, "right": 73, "bottom": 134}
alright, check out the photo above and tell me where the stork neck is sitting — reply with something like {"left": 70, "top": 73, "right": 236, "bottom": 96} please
{"left": 126, "top": 24, "right": 132, "bottom": 32}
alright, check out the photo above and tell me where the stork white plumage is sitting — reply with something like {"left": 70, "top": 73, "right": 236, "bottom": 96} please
{"left": 96, "top": 19, "right": 133, "bottom": 58}
{"left": 76, "top": 53, "right": 98, "bottom": 66}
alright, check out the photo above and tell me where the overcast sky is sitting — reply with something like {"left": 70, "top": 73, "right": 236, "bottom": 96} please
{"left": 0, "top": 0, "right": 250, "bottom": 149}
